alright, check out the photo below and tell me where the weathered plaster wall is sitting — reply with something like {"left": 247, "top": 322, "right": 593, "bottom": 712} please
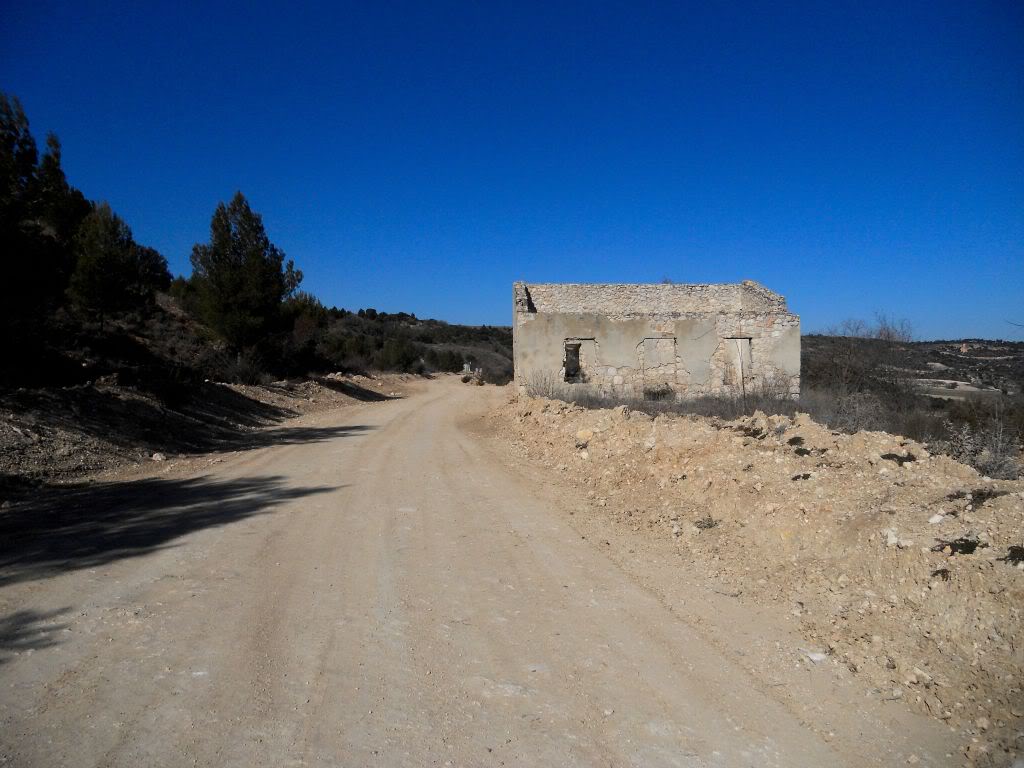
{"left": 513, "top": 281, "right": 800, "bottom": 399}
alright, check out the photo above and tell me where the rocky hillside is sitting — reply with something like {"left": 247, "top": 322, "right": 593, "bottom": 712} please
{"left": 493, "top": 395, "right": 1024, "bottom": 766}
{"left": 803, "top": 335, "right": 1024, "bottom": 397}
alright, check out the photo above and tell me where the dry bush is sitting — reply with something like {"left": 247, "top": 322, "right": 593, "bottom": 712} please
{"left": 932, "top": 407, "right": 1021, "bottom": 480}
{"left": 821, "top": 391, "right": 886, "bottom": 433}
{"left": 197, "top": 347, "right": 271, "bottom": 384}
{"left": 641, "top": 383, "right": 673, "bottom": 401}
{"left": 525, "top": 370, "right": 566, "bottom": 399}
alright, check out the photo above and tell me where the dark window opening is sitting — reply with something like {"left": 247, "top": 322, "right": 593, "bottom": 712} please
{"left": 564, "top": 342, "right": 582, "bottom": 382}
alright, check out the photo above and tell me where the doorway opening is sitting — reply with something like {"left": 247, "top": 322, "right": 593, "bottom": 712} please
{"left": 563, "top": 342, "right": 582, "bottom": 382}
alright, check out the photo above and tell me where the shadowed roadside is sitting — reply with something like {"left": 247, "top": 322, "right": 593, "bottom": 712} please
{"left": 0, "top": 474, "right": 340, "bottom": 586}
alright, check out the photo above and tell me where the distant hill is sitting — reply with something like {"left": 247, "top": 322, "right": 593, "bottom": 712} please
{"left": 800, "top": 333, "right": 1022, "bottom": 478}
{"left": 318, "top": 307, "right": 512, "bottom": 383}
{"left": 802, "top": 335, "right": 1024, "bottom": 398}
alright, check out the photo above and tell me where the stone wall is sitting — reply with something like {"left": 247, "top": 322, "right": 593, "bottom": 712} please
{"left": 513, "top": 281, "right": 800, "bottom": 400}
{"left": 517, "top": 280, "right": 788, "bottom": 319}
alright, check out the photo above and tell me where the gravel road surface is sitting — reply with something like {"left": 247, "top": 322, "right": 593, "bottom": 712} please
{"left": 0, "top": 378, "right": 956, "bottom": 766}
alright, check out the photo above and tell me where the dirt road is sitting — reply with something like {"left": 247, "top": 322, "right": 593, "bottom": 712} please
{"left": 0, "top": 378, "right": 959, "bottom": 767}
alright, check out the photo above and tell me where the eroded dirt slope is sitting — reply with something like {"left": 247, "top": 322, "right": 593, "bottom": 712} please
{"left": 0, "top": 372, "right": 417, "bottom": 488}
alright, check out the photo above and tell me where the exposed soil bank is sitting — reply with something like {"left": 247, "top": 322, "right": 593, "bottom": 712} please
{"left": 492, "top": 394, "right": 1024, "bottom": 766}
{"left": 0, "top": 372, "right": 419, "bottom": 490}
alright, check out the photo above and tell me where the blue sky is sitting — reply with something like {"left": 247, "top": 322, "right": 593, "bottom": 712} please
{"left": 3, "top": 1, "right": 1022, "bottom": 338}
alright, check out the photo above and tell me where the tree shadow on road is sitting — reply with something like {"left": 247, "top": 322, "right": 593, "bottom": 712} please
{"left": 0, "top": 607, "right": 71, "bottom": 664}
{"left": 232, "top": 423, "right": 375, "bottom": 449}
{"left": 0, "top": 422, "right": 375, "bottom": 501}
{"left": 310, "top": 376, "right": 399, "bottom": 402}
{"left": 0, "top": 474, "right": 339, "bottom": 587}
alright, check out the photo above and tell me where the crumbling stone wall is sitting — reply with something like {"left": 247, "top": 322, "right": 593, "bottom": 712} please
{"left": 523, "top": 283, "right": 749, "bottom": 318}
{"left": 513, "top": 280, "right": 800, "bottom": 399}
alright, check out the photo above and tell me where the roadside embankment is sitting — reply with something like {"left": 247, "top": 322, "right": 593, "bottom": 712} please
{"left": 0, "top": 372, "right": 419, "bottom": 489}
{"left": 492, "top": 395, "right": 1024, "bottom": 766}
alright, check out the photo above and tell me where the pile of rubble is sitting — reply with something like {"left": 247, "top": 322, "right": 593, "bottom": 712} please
{"left": 494, "top": 396, "right": 1024, "bottom": 765}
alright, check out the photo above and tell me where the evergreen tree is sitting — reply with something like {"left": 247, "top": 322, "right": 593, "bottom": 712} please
{"left": 1, "top": 93, "right": 90, "bottom": 331}
{"left": 67, "top": 203, "right": 169, "bottom": 325}
{"left": 189, "top": 192, "right": 302, "bottom": 348}
{"left": 0, "top": 94, "right": 38, "bottom": 233}
{"left": 133, "top": 244, "right": 172, "bottom": 297}
{"left": 36, "top": 134, "right": 89, "bottom": 247}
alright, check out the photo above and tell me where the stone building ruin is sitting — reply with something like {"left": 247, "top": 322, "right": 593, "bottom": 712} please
{"left": 512, "top": 281, "right": 800, "bottom": 399}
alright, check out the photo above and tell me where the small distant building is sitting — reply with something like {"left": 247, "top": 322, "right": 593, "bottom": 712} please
{"left": 512, "top": 280, "right": 800, "bottom": 399}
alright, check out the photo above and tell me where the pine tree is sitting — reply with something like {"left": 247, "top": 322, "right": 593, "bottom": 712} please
{"left": 67, "top": 203, "right": 136, "bottom": 326}
{"left": 0, "top": 94, "right": 38, "bottom": 233}
{"left": 1, "top": 94, "right": 91, "bottom": 331}
{"left": 189, "top": 192, "right": 302, "bottom": 348}
{"left": 67, "top": 203, "right": 169, "bottom": 326}
{"left": 36, "top": 134, "right": 90, "bottom": 247}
